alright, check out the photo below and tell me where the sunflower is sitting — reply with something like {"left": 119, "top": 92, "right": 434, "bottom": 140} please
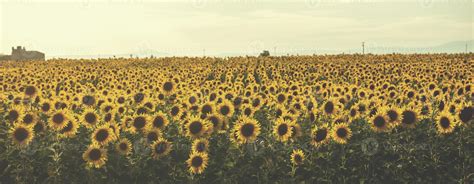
{"left": 207, "top": 114, "right": 224, "bottom": 131}
{"left": 311, "top": 124, "right": 330, "bottom": 147}
{"left": 116, "top": 138, "right": 132, "bottom": 155}
{"left": 23, "top": 85, "right": 38, "bottom": 97}
{"left": 233, "top": 116, "right": 261, "bottom": 144}
{"left": 145, "top": 128, "right": 162, "bottom": 143}
{"left": 91, "top": 124, "right": 117, "bottom": 146}
{"left": 321, "top": 98, "right": 339, "bottom": 116}
{"left": 162, "top": 80, "right": 176, "bottom": 95}
{"left": 82, "top": 144, "right": 107, "bottom": 168}
{"left": 185, "top": 116, "right": 211, "bottom": 139}
{"left": 187, "top": 152, "right": 209, "bottom": 174}
{"left": 151, "top": 138, "right": 172, "bottom": 159}
{"left": 192, "top": 138, "right": 209, "bottom": 153}
{"left": 39, "top": 100, "right": 53, "bottom": 114}
{"left": 148, "top": 111, "right": 169, "bottom": 130}
{"left": 200, "top": 102, "right": 215, "bottom": 117}
{"left": 49, "top": 110, "right": 70, "bottom": 131}
{"left": 81, "top": 94, "right": 97, "bottom": 107}
{"left": 5, "top": 105, "right": 24, "bottom": 123}
{"left": 59, "top": 120, "right": 79, "bottom": 138}
{"left": 240, "top": 104, "right": 254, "bottom": 117}
{"left": 400, "top": 106, "right": 421, "bottom": 128}
{"left": 436, "top": 111, "right": 457, "bottom": 134}
{"left": 21, "top": 112, "right": 37, "bottom": 126}
{"left": 456, "top": 102, "right": 472, "bottom": 125}
{"left": 130, "top": 114, "right": 149, "bottom": 133}
{"left": 169, "top": 105, "right": 183, "bottom": 120}
{"left": 290, "top": 149, "right": 305, "bottom": 166}
{"left": 273, "top": 118, "right": 294, "bottom": 142}
{"left": 81, "top": 108, "right": 99, "bottom": 128}
{"left": 370, "top": 112, "right": 390, "bottom": 132}
{"left": 217, "top": 100, "right": 235, "bottom": 118}
{"left": 331, "top": 123, "right": 352, "bottom": 144}
{"left": 10, "top": 123, "right": 34, "bottom": 146}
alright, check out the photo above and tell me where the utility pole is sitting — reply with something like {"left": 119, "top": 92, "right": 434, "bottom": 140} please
{"left": 362, "top": 42, "right": 365, "bottom": 54}
{"left": 273, "top": 47, "right": 276, "bottom": 56}
{"left": 203, "top": 49, "right": 206, "bottom": 57}
{"left": 465, "top": 44, "right": 468, "bottom": 53}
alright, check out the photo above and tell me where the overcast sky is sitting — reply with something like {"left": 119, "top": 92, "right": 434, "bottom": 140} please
{"left": 0, "top": 0, "right": 472, "bottom": 58}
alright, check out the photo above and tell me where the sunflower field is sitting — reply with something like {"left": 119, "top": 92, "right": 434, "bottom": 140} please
{"left": 0, "top": 54, "right": 473, "bottom": 183}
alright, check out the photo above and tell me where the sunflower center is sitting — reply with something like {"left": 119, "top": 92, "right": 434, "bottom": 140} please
{"left": 82, "top": 95, "right": 96, "bottom": 106}
{"left": 60, "top": 122, "right": 74, "bottom": 133}
{"left": 459, "top": 107, "right": 473, "bottom": 123}
{"left": 350, "top": 109, "right": 357, "bottom": 117}
{"left": 336, "top": 128, "right": 348, "bottom": 138}
{"left": 220, "top": 106, "right": 230, "bottom": 115}
{"left": 208, "top": 116, "right": 219, "bottom": 127}
{"left": 387, "top": 110, "right": 398, "bottom": 122}
{"left": 153, "top": 116, "right": 165, "bottom": 128}
{"left": 85, "top": 113, "right": 97, "bottom": 124}
{"left": 147, "top": 132, "right": 158, "bottom": 142}
{"left": 119, "top": 143, "right": 128, "bottom": 150}
{"left": 41, "top": 103, "right": 51, "bottom": 112}
{"left": 52, "top": 114, "right": 65, "bottom": 124}
{"left": 277, "top": 124, "right": 288, "bottom": 136}
{"left": 324, "top": 102, "right": 334, "bottom": 114}
{"left": 202, "top": 105, "right": 212, "bottom": 114}
{"left": 189, "top": 121, "right": 203, "bottom": 134}
{"left": 440, "top": 117, "right": 450, "bottom": 129}
{"left": 294, "top": 155, "right": 302, "bottom": 163}
{"left": 373, "top": 116, "right": 386, "bottom": 128}
{"left": 14, "top": 128, "right": 29, "bottom": 142}
{"left": 25, "top": 86, "right": 37, "bottom": 96}
{"left": 171, "top": 106, "right": 180, "bottom": 116}
{"left": 402, "top": 111, "right": 416, "bottom": 125}
{"left": 88, "top": 149, "right": 102, "bottom": 161}
{"left": 252, "top": 99, "right": 260, "bottom": 107}
{"left": 163, "top": 82, "right": 173, "bottom": 91}
{"left": 134, "top": 93, "right": 145, "bottom": 103}
{"left": 95, "top": 129, "right": 109, "bottom": 142}
{"left": 240, "top": 123, "right": 255, "bottom": 137}
{"left": 104, "top": 113, "right": 112, "bottom": 122}
{"left": 23, "top": 114, "right": 34, "bottom": 124}
{"left": 154, "top": 142, "right": 167, "bottom": 154}
{"left": 133, "top": 117, "right": 146, "bottom": 129}
{"left": 244, "top": 108, "right": 252, "bottom": 116}
{"left": 314, "top": 129, "right": 328, "bottom": 142}
{"left": 8, "top": 110, "right": 19, "bottom": 121}
{"left": 196, "top": 142, "right": 206, "bottom": 152}
{"left": 191, "top": 156, "right": 203, "bottom": 167}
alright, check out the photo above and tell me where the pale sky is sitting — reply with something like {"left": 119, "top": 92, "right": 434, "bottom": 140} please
{"left": 0, "top": 0, "right": 472, "bottom": 58}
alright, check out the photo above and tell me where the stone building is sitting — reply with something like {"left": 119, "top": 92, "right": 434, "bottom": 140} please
{"left": 0, "top": 46, "right": 45, "bottom": 61}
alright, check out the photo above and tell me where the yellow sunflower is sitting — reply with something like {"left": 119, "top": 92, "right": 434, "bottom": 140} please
{"left": 331, "top": 123, "right": 352, "bottom": 144}
{"left": 49, "top": 110, "right": 71, "bottom": 131}
{"left": 273, "top": 118, "right": 294, "bottom": 142}
{"left": 10, "top": 123, "right": 34, "bottom": 146}
{"left": 91, "top": 124, "right": 117, "bottom": 146}
{"left": 233, "top": 116, "right": 261, "bottom": 144}
{"left": 290, "top": 149, "right": 305, "bottom": 166}
{"left": 116, "top": 138, "right": 132, "bottom": 155}
{"left": 192, "top": 138, "right": 209, "bottom": 153}
{"left": 187, "top": 152, "right": 209, "bottom": 174}
{"left": 370, "top": 112, "right": 390, "bottom": 132}
{"left": 151, "top": 138, "right": 172, "bottom": 159}
{"left": 311, "top": 124, "right": 330, "bottom": 148}
{"left": 82, "top": 144, "right": 108, "bottom": 168}
{"left": 435, "top": 111, "right": 457, "bottom": 134}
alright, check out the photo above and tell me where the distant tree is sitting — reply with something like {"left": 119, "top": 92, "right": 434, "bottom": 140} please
{"left": 259, "top": 50, "right": 270, "bottom": 57}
